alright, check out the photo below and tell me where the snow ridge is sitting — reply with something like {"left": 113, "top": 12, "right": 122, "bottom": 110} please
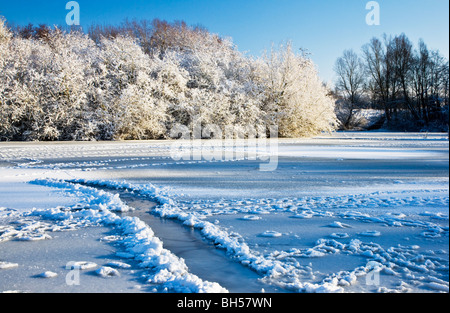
{"left": 28, "top": 179, "right": 228, "bottom": 293}
{"left": 62, "top": 179, "right": 352, "bottom": 292}
{"left": 22, "top": 178, "right": 449, "bottom": 293}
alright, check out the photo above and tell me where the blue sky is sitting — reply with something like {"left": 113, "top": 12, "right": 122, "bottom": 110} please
{"left": 1, "top": 0, "right": 448, "bottom": 84}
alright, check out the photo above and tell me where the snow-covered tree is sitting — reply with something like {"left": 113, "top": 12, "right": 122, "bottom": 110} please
{"left": 160, "top": 26, "right": 264, "bottom": 135}
{"left": 0, "top": 28, "right": 101, "bottom": 141}
{"left": 256, "top": 43, "right": 337, "bottom": 137}
{"left": 0, "top": 18, "right": 12, "bottom": 140}
{"left": 0, "top": 17, "right": 337, "bottom": 141}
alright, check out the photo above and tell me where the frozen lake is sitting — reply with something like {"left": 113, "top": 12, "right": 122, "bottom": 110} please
{"left": 0, "top": 132, "right": 448, "bottom": 293}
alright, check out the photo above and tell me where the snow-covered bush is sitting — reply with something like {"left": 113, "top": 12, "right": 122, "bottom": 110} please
{"left": 0, "top": 18, "right": 10, "bottom": 44}
{"left": 146, "top": 25, "right": 266, "bottom": 136}
{"left": 0, "top": 17, "right": 336, "bottom": 141}
{"left": 96, "top": 35, "right": 169, "bottom": 140}
{"left": 0, "top": 28, "right": 101, "bottom": 141}
{"left": 0, "top": 18, "right": 12, "bottom": 140}
{"left": 0, "top": 37, "right": 51, "bottom": 140}
{"left": 256, "top": 43, "right": 337, "bottom": 137}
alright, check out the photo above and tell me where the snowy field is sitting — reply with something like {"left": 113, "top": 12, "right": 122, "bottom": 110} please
{"left": 0, "top": 132, "right": 448, "bottom": 293}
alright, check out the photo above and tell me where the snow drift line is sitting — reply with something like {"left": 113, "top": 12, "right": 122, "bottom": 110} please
{"left": 61, "top": 178, "right": 352, "bottom": 293}
{"left": 29, "top": 178, "right": 449, "bottom": 293}
{"left": 29, "top": 178, "right": 228, "bottom": 293}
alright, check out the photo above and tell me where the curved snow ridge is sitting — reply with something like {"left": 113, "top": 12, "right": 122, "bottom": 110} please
{"left": 155, "top": 203, "right": 343, "bottom": 293}
{"left": 26, "top": 179, "right": 228, "bottom": 293}
{"left": 31, "top": 178, "right": 135, "bottom": 213}
{"left": 66, "top": 178, "right": 176, "bottom": 206}
{"left": 118, "top": 215, "right": 227, "bottom": 293}
{"left": 50, "top": 178, "right": 449, "bottom": 293}
{"left": 67, "top": 179, "right": 353, "bottom": 293}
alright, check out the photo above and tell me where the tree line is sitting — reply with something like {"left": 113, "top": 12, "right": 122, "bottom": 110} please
{"left": 0, "top": 18, "right": 336, "bottom": 141}
{"left": 334, "top": 33, "right": 449, "bottom": 131}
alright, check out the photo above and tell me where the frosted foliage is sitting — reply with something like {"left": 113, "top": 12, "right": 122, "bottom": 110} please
{"left": 0, "top": 18, "right": 11, "bottom": 44}
{"left": 96, "top": 36, "right": 168, "bottom": 140}
{"left": 0, "top": 29, "right": 102, "bottom": 141}
{"left": 0, "top": 18, "right": 336, "bottom": 141}
{"left": 257, "top": 44, "right": 337, "bottom": 137}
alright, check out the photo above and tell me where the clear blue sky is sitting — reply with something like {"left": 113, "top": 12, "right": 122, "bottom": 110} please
{"left": 1, "top": 0, "right": 448, "bottom": 84}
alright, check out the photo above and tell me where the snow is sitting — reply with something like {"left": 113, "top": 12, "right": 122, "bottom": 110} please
{"left": 37, "top": 271, "right": 58, "bottom": 279}
{"left": 358, "top": 230, "right": 381, "bottom": 237}
{"left": 327, "top": 221, "right": 352, "bottom": 229}
{"left": 95, "top": 266, "right": 120, "bottom": 278}
{"left": 0, "top": 262, "right": 19, "bottom": 270}
{"left": 70, "top": 262, "right": 98, "bottom": 271}
{"left": 426, "top": 282, "right": 450, "bottom": 292}
{"left": 0, "top": 132, "right": 448, "bottom": 293}
{"left": 0, "top": 20, "right": 336, "bottom": 142}
{"left": 259, "top": 231, "right": 283, "bottom": 238}
{"left": 106, "top": 261, "right": 132, "bottom": 269}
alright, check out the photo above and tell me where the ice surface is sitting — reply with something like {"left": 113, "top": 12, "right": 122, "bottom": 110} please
{"left": 0, "top": 132, "right": 448, "bottom": 293}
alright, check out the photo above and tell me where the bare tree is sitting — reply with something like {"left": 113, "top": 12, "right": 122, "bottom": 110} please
{"left": 345, "top": 33, "right": 449, "bottom": 131}
{"left": 334, "top": 49, "right": 366, "bottom": 128}
{"left": 362, "top": 37, "right": 392, "bottom": 121}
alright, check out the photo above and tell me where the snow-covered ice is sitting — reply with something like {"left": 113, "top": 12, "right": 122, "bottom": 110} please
{"left": 0, "top": 132, "right": 448, "bottom": 293}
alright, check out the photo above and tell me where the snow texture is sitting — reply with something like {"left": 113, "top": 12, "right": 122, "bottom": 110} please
{"left": 0, "top": 132, "right": 448, "bottom": 293}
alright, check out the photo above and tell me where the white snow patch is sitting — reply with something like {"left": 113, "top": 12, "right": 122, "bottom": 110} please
{"left": 259, "top": 231, "right": 283, "bottom": 238}
{"left": 70, "top": 262, "right": 98, "bottom": 271}
{"left": 0, "top": 262, "right": 19, "bottom": 270}
{"left": 95, "top": 266, "right": 120, "bottom": 278}
{"left": 106, "top": 261, "right": 132, "bottom": 269}
{"left": 23, "top": 179, "right": 228, "bottom": 293}
{"left": 240, "top": 215, "right": 262, "bottom": 221}
{"left": 330, "top": 233, "right": 350, "bottom": 239}
{"left": 327, "top": 221, "right": 351, "bottom": 229}
{"left": 38, "top": 271, "right": 58, "bottom": 279}
{"left": 425, "top": 282, "right": 449, "bottom": 293}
